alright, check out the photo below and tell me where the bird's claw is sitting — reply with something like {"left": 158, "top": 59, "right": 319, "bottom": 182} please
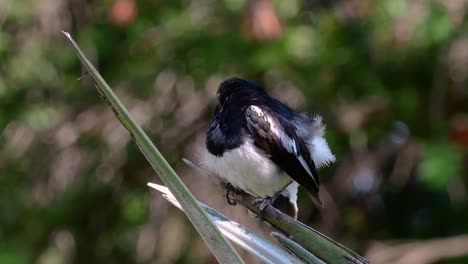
{"left": 254, "top": 197, "right": 273, "bottom": 219}
{"left": 224, "top": 183, "right": 238, "bottom": 206}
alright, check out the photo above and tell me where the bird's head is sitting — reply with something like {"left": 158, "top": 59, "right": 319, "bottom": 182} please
{"left": 217, "top": 78, "right": 265, "bottom": 105}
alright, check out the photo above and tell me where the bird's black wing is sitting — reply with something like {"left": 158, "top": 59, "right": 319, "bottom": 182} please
{"left": 244, "top": 105, "right": 322, "bottom": 204}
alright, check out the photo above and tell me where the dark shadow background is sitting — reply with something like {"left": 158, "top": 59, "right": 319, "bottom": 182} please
{"left": 1, "top": 0, "right": 467, "bottom": 263}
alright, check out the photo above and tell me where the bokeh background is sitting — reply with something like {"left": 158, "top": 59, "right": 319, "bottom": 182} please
{"left": 1, "top": 0, "right": 468, "bottom": 263}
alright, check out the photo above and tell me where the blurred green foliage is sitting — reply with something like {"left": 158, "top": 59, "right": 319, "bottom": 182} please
{"left": 0, "top": 0, "right": 467, "bottom": 263}
{"left": 419, "top": 143, "right": 463, "bottom": 190}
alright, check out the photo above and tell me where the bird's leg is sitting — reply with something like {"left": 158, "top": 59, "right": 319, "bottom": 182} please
{"left": 254, "top": 188, "right": 286, "bottom": 219}
{"left": 224, "top": 183, "right": 238, "bottom": 206}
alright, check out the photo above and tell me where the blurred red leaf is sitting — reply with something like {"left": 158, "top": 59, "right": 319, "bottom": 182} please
{"left": 243, "top": 0, "right": 282, "bottom": 41}
{"left": 109, "top": 0, "right": 137, "bottom": 27}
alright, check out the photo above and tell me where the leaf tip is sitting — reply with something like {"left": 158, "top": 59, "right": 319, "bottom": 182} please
{"left": 147, "top": 182, "right": 170, "bottom": 194}
{"left": 61, "top": 30, "right": 71, "bottom": 39}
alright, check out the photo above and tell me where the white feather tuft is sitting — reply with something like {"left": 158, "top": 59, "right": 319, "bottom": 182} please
{"left": 280, "top": 181, "right": 299, "bottom": 212}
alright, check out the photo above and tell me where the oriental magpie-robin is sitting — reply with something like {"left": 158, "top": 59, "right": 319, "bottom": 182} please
{"left": 203, "top": 78, "right": 335, "bottom": 218}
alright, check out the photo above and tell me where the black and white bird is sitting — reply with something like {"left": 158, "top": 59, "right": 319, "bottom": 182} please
{"left": 203, "top": 78, "right": 335, "bottom": 218}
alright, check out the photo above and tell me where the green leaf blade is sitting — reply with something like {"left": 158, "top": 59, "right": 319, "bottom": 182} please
{"left": 62, "top": 31, "right": 244, "bottom": 264}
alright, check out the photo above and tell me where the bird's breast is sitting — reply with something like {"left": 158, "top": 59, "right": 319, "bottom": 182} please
{"left": 202, "top": 139, "right": 292, "bottom": 198}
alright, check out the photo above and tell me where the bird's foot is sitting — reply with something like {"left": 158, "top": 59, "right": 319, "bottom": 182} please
{"left": 224, "top": 183, "right": 238, "bottom": 206}
{"left": 254, "top": 197, "right": 273, "bottom": 219}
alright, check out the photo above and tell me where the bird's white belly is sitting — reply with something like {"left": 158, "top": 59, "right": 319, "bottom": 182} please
{"left": 202, "top": 141, "right": 291, "bottom": 198}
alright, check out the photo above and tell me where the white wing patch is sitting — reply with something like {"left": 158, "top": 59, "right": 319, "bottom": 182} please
{"left": 298, "top": 155, "right": 313, "bottom": 177}
{"left": 247, "top": 105, "right": 317, "bottom": 184}
{"left": 248, "top": 105, "right": 296, "bottom": 153}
